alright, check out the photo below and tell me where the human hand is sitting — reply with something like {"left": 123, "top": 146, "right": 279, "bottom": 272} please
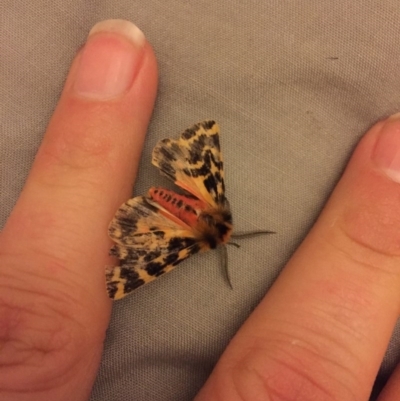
{"left": 194, "top": 116, "right": 400, "bottom": 400}
{"left": 0, "top": 20, "right": 157, "bottom": 401}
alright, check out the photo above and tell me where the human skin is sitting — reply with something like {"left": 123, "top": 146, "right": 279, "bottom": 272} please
{"left": 1, "top": 19, "right": 400, "bottom": 401}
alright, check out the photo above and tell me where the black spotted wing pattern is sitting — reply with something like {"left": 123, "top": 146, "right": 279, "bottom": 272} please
{"left": 106, "top": 196, "right": 202, "bottom": 299}
{"left": 152, "top": 120, "right": 227, "bottom": 207}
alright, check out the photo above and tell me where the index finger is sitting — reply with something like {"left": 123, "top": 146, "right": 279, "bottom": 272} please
{"left": 0, "top": 19, "right": 157, "bottom": 398}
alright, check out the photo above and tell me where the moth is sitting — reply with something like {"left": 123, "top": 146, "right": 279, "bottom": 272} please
{"left": 106, "top": 121, "right": 272, "bottom": 300}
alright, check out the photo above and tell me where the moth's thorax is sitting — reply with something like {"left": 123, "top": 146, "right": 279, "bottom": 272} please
{"left": 148, "top": 186, "right": 232, "bottom": 248}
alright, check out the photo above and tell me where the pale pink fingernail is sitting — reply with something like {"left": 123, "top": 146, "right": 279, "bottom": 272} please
{"left": 372, "top": 113, "right": 400, "bottom": 183}
{"left": 74, "top": 19, "right": 145, "bottom": 100}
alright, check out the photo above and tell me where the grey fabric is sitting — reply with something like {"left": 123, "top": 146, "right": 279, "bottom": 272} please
{"left": 2, "top": 1, "right": 400, "bottom": 400}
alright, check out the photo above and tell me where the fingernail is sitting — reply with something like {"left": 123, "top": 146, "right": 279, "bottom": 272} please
{"left": 74, "top": 19, "right": 145, "bottom": 100}
{"left": 372, "top": 113, "right": 400, "bottom": 183}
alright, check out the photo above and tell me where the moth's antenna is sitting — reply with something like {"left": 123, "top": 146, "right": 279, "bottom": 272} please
{"left": 221, "top": 245, "right": 233, "bottom": 289}
{"left": 231, "top": 230, "right": 275, "bottom": 239}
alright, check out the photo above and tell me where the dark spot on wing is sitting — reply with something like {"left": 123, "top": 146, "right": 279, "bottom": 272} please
{"left": 168, "top": 236, "right": 184, "bottom": 251}
{"left": 203, "top": 175, "right": 218, "bottom": 198}
{"left": 142, "top": 198, "right": 159, "bottom": 213}
{"left": 164, "top": 252, "right": 180, "bottom": 265}
{"left": 157, "top": 160, "right": 176, "bottom": 181}
{"left": 182, "top": 127, "right": 197, "bottom": 140}
{"left": 203, "top": 120, "right": 216, "bottom": 130}
{"left": 144, "top": 249, "right": 162, "bottom": 262}
{"left": 120, "top": 266, "right": 145, "bottom": 292}
{"left": 158, "top": 141, "right": 176, "bottom": 162}
{"left": 109, "top": 245, "right": 119, "bottom": 257}
{"left": 146, "top": 261, "right": 165, "bottom": 276}
{"left": 153, "top": 230, "right": 165, "bottom": 238}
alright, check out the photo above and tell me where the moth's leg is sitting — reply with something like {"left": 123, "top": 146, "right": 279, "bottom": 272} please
{"left": 220, "top": 245, "right": 233, "bottom": 289}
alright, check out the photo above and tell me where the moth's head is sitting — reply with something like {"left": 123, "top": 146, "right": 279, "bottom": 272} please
{"left": 198, "top": 207, "right": 233, "bottom": 248}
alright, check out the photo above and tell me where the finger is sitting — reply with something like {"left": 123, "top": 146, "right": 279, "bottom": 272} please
{"left": 195, "top": 115, "right": 400, "bottom": 401}
{"left": 0, "top": 19, "right": 157, "bottom": 399}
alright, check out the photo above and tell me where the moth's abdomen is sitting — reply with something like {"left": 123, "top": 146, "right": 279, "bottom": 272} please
{"left": 148, "top": 187, "right": 206, "bottom": 228}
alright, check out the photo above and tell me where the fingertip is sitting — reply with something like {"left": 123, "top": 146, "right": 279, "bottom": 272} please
{"left": 371, "top": 114, "right": 400, "bottom": 184}
{"left": 71, "top": 19, "right": 153, "bottom": 101}
{"left": 40, "top": 18, "right": 157, "bottom": 185}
